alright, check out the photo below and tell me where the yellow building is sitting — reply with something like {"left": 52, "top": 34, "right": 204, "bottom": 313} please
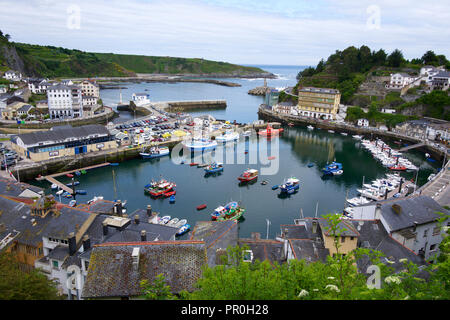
{"left": 318, "top": 219, "right": 359, "bottom": 256}
{"left": 11, "top": 124, "right": 117, "bottom": 162}
{"left": 297, "top": 87, "right": 341, "bottom": 120}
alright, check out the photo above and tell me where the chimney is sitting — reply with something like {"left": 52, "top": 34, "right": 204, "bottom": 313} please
{"left": 102, "top": 221, "right": 108, "bottom": 236}
{"left": 147, "top": 205, "right": 152, "bottom": 216}
{"left": 116, "top": 200, "right": 122, "bottom": 215}
{"left": 312, "top": 218, "right": 318, "bottom": 234}
{"left": 140, "top": 230, "right": 147, "bottom": 241}
{"left": 375, "top": 203, "right": 382, "bottom": 219}
{"left": 384, "top": 188, "right": 388, "bottom": 200}
{"left": 134, "top": 214, "right": 140, "bottom": 224}
{"left": 398, "top": 178, "right": 404, "bottom": 193}
{"left": 132, "top": 247, "right": 140, "bottom": 271}
{"left": 68, "top": 232, "right": 77, "bottom": 256}
{"left": 82, "top": 235, "right": 90, "bottom": 251}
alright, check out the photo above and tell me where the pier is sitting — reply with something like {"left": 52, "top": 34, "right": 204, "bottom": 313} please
{"left": 151, "top": 100, "right": 227, "bottom": 111}
{"left": 398, "top": 143, "right": 426, "bottom": 152}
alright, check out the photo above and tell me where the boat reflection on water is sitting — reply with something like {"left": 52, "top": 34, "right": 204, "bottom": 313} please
{"left": 238, "top": 179, "right": 258, "bottom": 187}
{"left": 277, "top": 190, "right": 299, "bottom": 199}
{"left": 204, "top": 171, "right": 223, "bottom": 178}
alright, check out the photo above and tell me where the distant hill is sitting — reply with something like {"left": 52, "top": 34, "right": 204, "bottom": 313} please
{"left": 0, "top": 33, "right": 272, "bottom": 79}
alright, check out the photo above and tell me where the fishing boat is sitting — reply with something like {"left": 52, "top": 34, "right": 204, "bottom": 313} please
{"left": 164, "top": 190, "right": 176, "bottom": 197}
{"left": 144, "top": 179, "right": 176, "bottom": 197}
{"left": 238, "top": 169, "right": 258, "bottom": 182}
{"left": 204, "top": 162, "right": 224, "bottom": 174}
{"left": 169, "top": 195, "right": 176, "bottom": 203}
{"left": 182, "top": 138, "right": 217, "bottom": 151}
{"left": 197, "top": 204, "right": 207, "bottom": 210}
{"left": 190, "top": 162, "right": 198, "bottom": 166}
{"left": 166, "top": 218, "right": 179, "bottom": 226}
{"left": 140, "top": 146, "right": 170, "bottom": 159}
{"left": 242, "top": 130, "right": 252, "bottom": 137}
{"left": 307, "top": 125, "right": 314, "bottom": 130}
{"left": 258, "top": 124, "right": 284, "bottom": 136}
{"left": 177, "top": 224, "right": 191, "bottom": 236}
{"left": 322, "top": 162, "right": 343, "bottom": 175}
{"left": 174, "top": 219, "right": 187, "bottom": 228}
{"left": 279, "top": 177, "right": 300, "bottom": 193}
{"left": 211, "top": 202, "right": 245, "bottom": 222}
{"left": 389, "top": 165, "right": 407, "bottom": 171}
{"left": 159, "top": 215, "right": 171, "bottom": 225}
{"left": 215, "top": 131, "right": 239, "bottom": 142}
{"left": 197, "top": 163, "right": 209, "bottom": 168}
{"left": 69, "top": 200, "right": 77, "bottom": 207}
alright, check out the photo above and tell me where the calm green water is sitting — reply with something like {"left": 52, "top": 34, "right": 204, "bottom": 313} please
{"left": 31, "top": 127, "right": 441, "bottom": 238}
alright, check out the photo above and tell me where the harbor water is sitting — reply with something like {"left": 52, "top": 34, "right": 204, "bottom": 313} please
{"left": 31, "top": 65, "right": 443, "bottom": 238}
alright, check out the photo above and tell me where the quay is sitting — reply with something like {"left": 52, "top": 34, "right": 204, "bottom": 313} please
{"left": 398, "top": 142, "right": 426, "bottom": 152}
{"left": 151, "top": 100, "right": 227, "bottom": 112}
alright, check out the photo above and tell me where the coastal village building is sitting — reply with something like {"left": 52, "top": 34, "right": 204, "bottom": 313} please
{"left": 345, "top": 196, "right": 449, "bottom": 263}
{"left": 430, "top": 71, "right": 450, "bottom": 91}
{"left": 357, "top": 118, "right": 370, "bottom": 127}
{"left": 297, "top": 87, "right": 341, "bottom": 120}
{"left": 3, "top": 70, "right": 22, "bottom": 81}
{"left": 394, "top": 119, "right": 450, "bottom": 142}
{"left": 27, "top": 79, "right": 53, "bottom": 94}
{"left": 387, "top": 73, "right": 417, "bottom": 89}
{"left": 273, "top": 102, "right": 298, "bottom": 116}
{"left": 0, "top": 84, "right": 7, "bottom": 94}
{"left": 11, "top": 124, "right": 117, "bottom": 162}
{"left": 81, "top": 80, "right": 100, "bottom": 98}
{"left": 47, "top": 84, "right": 83, "bottom": 119}
{"left": 131, "top": 93, "right": 150, "bottom": 107}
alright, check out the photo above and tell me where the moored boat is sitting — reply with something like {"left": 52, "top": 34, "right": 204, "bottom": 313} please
{"left": 211, "top": 202, "right": 245, "bottom": 222}
{"left": 322, "top": 162, "right": 343, "bottom": 175}
{"left": 307, "top": 125, "right": 314, "bottom": 130}
{"left": 204, "top": 162, "right": 224, "bottom": 174}
{"left": 279, "top": 177, "right": 300, "bottom": 193}
{"left": 215, "top": 131, "right": 239, "bottom": 142}
{"left": 183, "top": 138, "right": 217, "bottom": 151}
{"left": 69, "top": 200, "right": 77, "bottom": 207}
{"left": 238, "top": 169, "right": 258, "bottom": 182}
{"left": 169, "top": 195, "right": 176, "bottom": 203}
{"left": 144, "top": 179, "right": 176, "bottom": 197}
{"left": 197, "top": 204, "right": 207, "bottom": 210}
{"left": 176, "top": 224, "right": 191, "bottom": 236}
{"left": 258, "top": 124, "right": 284, "bottom": 136}
{"left": 159, "top": 215, "right": 171, "bottom": 225}
{"left": 140, "top": 146, "right": 170, "bottom": 159}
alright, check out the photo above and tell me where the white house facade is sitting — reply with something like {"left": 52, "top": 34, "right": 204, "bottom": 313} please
{"left": 387, "top": 73, "right": 417, "bottom": 89}
{"left": 132, "top": 93, "right": 150, "bottom": 106}
{"left": 47, "top": 84, "right": 83, "bottom": 119}
{"left": 357, "top": 118, "right": 369, "bottom": 127}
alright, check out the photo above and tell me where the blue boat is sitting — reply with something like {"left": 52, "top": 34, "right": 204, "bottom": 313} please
{"left": 307, "top": 163, "right": 314, "bottom": 168}
{"left": 76, "top": 190, "right": 87, "bottom": 195}
{"left": 176, "top": 224, "right": 191, "bottom": 236}
{"left": 75, "top": 171, "right": 81, "bottom": 176}
{"left": 66, "top": 181, "right": 80, "bottom": 187}
{"left": 279, "top": 177, "right": 300, "bottom": 193}
{"left": 169, "top": 195, "right": 176, "bottom": 203}
{"left": 272, "top": 185, "right": 279, "bottom": 190}
{"left": 110, "top": 163, "right": 119, "bottom": 166}
{"left": 427, "top": 158, "right": 436, "bottom": 163}
{"left": 322, "top": 162, "right": 343, "bottom": 176}
{"left": 204, "top": 162, "right": 223, "bottom": 174}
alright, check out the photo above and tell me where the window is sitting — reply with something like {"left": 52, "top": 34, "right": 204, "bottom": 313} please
{"left": 52, "top": 260, "right": 59, "bottom": 269}
{"left": 243, "top": 250, "right": 253, "bottom": 263}
{"left": 430, "top": 244, "right": 437, "bottom": 251}
{"left": 84, "top": 261, "right": 89, "bottom": 271}
{"left": 423, "top": 229, "right": 428, "bottom": 238}
{"left": 433, "top": 226, "right": 441, "bottom": 236}
{"left": 341, "top": 236, "right": 345, "bottom": 243}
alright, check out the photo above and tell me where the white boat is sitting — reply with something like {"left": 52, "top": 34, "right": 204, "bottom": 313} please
{"left": 307, "top": 125, "right": 314, "bottom": 130}
{"left": 166, "top": 217, "right": 179, "bottom": 226}
{"left": 182, "top": 138, "right": 217, "bottom": 151}
{"left": 215, "top": 131, "right": 239, "bottom": 142}
{"left": 69, "top": 200, "right": 77, "bottom": 207}
{"left": 242, "top": 130, "right": 252, "bottom": 137}
{"left": 56, "top": 190, "right": 64, "bottom": 195}
{"left": 174, "top": 219, "right": 187, "bottom": 228}
{"left": 140, "top": 146, "right": 170, "bottom": 159}
{"left": 428, "top": 173, "right": 436, "bottom": 181}
{"left": 332, "top": 170, "right": 343, "bottom": 176}
{"left": 346, "top": 196, "right": 372, "bottom": 206}
{"left": 353, "top": 135, "right": 363, "bottom": 140}
{"left": 87, "top": 196, "right": 104, "bottom": 205}
{"left": 328, "top": 130, "right": 335, "bottom": 133}
{"left": 51, "top": 184, "right": 58, "bottom": 190}
{"left": 159, "top": 215, "right": 171, "bottom": 225}
{"left": 340, "top": 132, "right": 348, "bottom": 136}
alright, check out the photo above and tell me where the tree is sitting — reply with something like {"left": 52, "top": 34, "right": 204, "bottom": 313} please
{"left": 0, "top": 252, "right": 61, "bottom": 300}
{"left": 140, "top": 274, "right": 177, "bottom": 300}
{"left": 372, "top": 49, "right": 387, "bottom": 65}
{"left": 421, "top": 50, "right": 438, "bottom": 65}
{"left": 387, "top": 49, "right": 405, "bottom": 68}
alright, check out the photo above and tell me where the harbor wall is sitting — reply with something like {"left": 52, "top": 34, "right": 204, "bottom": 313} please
{"left": 165, "top": 100, "right": 227, "bottom": 112}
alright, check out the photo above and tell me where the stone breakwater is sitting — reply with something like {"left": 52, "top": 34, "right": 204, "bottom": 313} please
{"left": 248, "top": 86, "right": 276, "bottom": 96}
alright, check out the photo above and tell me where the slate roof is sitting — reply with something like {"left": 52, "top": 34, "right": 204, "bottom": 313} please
{"left": 433, "top": 71, "right": 450, "bottom": 78}
{"left": 289, "top": 239, "right": 330, "bottom": 263}
{"left": 379, "top": 196, "right": 448, "bottom": 232}
{"left": 16, "top": 124, "right": 110, "bottom": 146}
{"left": 82, "top": 241, "right": 207, "bottom": 298}
{"left": 190, "top": 220, "right": 239, "bottom": 266}
{"left": 47, "top": 245, "right": 69, "bottom": 261}
{"left": 0, "top": 178, "right": 44, "bottom": 198}
{"left": 238, "top": 238, "right": 285, "bottom": 265}
{"left": 299, "top": 87, "right": 340, "bottom": 94}
{"left": 319, "top": 219, "right": 360, "bottom": 237}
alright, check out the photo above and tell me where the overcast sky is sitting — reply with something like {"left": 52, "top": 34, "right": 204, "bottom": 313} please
{"left": 1, "top": 0, "right": 449, "bottom": 66}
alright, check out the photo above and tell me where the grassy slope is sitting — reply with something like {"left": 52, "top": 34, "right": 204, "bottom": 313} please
{"left": 7, "top": 42, "right": 267, "bottom": 78}
{"left": 93, "top": 52, "right": 266, "bottom": 75}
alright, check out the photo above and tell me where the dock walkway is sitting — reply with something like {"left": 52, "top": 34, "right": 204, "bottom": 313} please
{"left": 398, "top": 143, "right": 426, "bottom": 152}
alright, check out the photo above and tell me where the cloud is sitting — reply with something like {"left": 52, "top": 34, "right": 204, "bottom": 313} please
{"left": 0, "top": 0, "right": 449, "bottom": 65}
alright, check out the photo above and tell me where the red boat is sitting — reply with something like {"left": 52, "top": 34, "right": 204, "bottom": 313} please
{"left": 164, "top": 190, "right": 176, "bottom": 197}
{"left": 66, "top": 173, "right": 74, "bottom": 178}
{"left": 197, "top": 204, "right": 207, "bottom": 210}
{"left": 258, "top": 124, "right": 284, "bottom": 136}
{"left": 268, "top": 156, "right": 276, "bottom": 160}
{"left": 190, "top": 163, "right": 198, "bottom": 166}
{"left": 389, "top": 165, "right": 407, "bottom": 171}
{"left": 238, "top": 169, "right": 258, "bottom": 182}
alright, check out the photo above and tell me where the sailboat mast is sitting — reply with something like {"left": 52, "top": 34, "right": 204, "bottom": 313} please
{"left": 112, "top": 169, "right": 117, "bottom": 200}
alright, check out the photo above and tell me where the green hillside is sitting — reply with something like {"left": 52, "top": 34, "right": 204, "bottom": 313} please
{"left": 94, "top": 52, "right": 268, "bottom": 75}
{"left": 0, "top": 31, "right": 270, "bottom": 78}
